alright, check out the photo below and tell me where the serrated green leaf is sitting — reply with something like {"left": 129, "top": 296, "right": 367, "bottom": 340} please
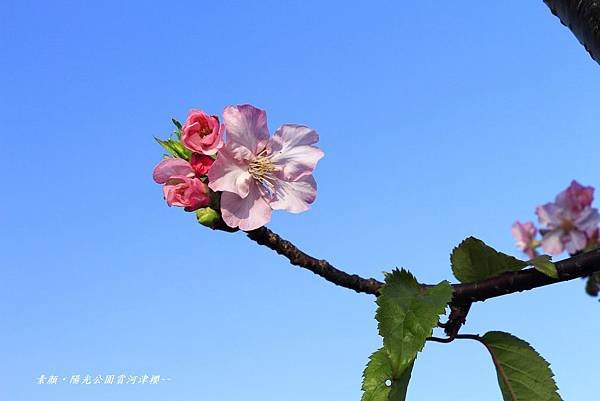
{"left": 451, "top": 237, "right": 528, "bottom": 283}
{"left": 481, "top": 331, "right": 562, "bottom": 401}
{"left": 528, "top": 255, "right": 558, "bottom": 279}
{"left": 362, "top": 269, "right": 449, "bottom": 401}
{"left": 376, "top": 269, "right": 452, "bottom": 373}
{"left": 388, "top": 359, "right": 414, "bottom": 401}
{"left": 154, "top": 136, "right": 191, "bottom": 159}
{"left": 361, "top": 348, "right": 414, "bottom": 401}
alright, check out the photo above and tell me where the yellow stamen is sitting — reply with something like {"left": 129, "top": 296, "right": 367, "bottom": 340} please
{"left": 248, "top": 151, "right": 278, "bottom": 190}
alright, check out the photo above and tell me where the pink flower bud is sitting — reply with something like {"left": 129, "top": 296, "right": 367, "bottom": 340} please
{"left": 152, "top": 158, "right": 194, "bottom": 184}
{"left": 190, "top": 153, "right": 215, "bottom": 176}
{"left": 163, "top": 176, "right": 210, "bottom": 212}
{"left": 181, "top": 110, "right": 224, "bottom": 155}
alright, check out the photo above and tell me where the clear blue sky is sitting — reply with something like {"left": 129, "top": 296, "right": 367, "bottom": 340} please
{"left": 1, "top": 1, "right": 599, "bottom": 400}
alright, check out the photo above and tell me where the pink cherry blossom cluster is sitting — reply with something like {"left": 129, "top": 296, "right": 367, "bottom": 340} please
{"left": 512, "top": 180, "right": 600, "bottom": 257}
{"left": 152, "top": 104, "right": 324, "bottom": 231}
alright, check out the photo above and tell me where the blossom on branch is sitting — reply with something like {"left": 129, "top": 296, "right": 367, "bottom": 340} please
{"left": 511, "top": 221, "right": 538, "bottom": 258}
{"left": 536, "top": 181, "right": 600, "bottom": 255}
{"left": 152, "top": 158, "right": 210, "bottom": 211}
{"left": 152, "top": 104, "right": 324, "bottom": 230}
{"left": 181, "top": 110, "right": 224, "bottom": 155}
{"left": 208, "top": 104, "right": 324, "bottom": 231}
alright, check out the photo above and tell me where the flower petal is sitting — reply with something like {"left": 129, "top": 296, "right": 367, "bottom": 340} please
{"left": 181, "top": 110, "right": 224, "bottom": 155}
{"left": 190, "top": 153, "right": 215, "bottom": 176}
{"left": 207, "top": 147, "right": 251, "bottom": 198}
{"left": 511, "top": 221, "right": 537, "bottom": 252}
{"left": 555, "top": 180, "right": 594, "bottom": 211}
{"left": 223, "top": 104, "right": 270, "bottom": 155}
{"left": 162, "top": 176, "right": 209, "bottom": 211}
{"left": 574, "top": 206, "right": 600, "bottom": 235}
{"left": 270, "top": 174, "right": 317, "bottom": 213}
{"left": 536, "top": 203, "right": 563, "bottom": 228}
{"left": 564, "top": 230, "right": 587, "bottom": 254}
{"left": 220, "top": 181, "right": 272, "bottom": 231}
{"left": 540, "top": 230, "right": 564, "bottom": 255}
{"left": 271, "top": 123, "right": 319, "bottom": 148}
{"left": 269, "top": 125, "right": 324, "bottom": 181}
{"left": 152, "top": 158, "right": 193, "bottom": 184}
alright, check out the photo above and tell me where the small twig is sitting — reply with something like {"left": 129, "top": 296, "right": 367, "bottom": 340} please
{"left": 454, "top": 334, "right": 482, "bottom": 341}
{"left": 427, "top": 336, "right": 456, "bottom": 343}
{"left": 427, "top": 333, "right": 481, "bottom": 344}
{"left": 443, "top": 302, "right": 472, "bottom": 338}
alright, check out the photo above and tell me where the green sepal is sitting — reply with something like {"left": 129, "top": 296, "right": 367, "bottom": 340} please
{"left": 196, "top": 207, "right": 221, "bottom": 229}
{"left": 172, "top": 118, "right": 183, "bottom": 139}
{"left": 154, "top": 136, "right": 191, "bottom": 159}
{"left": 172, "top": 118, "right": 183, "bottom": 130}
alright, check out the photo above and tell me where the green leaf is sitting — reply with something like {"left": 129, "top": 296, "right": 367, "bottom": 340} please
{"left": 154, "top": 136, "right": 191, "bottom": 159}
{"left": 481, "top": 331, "right": 562, "bottom": 401}
{"left": 361, "top": 349, "right": 414, "bottom": 401}
{"left": 361, "top": 349, "right": 392, "bottom": 401}
{"left": 451, "top": 237, "right": 528, "bottom": 283}
{"left": 376, "top": 269, "right": 452, "bottom": 374}
{"left": 388, "top": 359, "right": 414, "bottom": 401}
{"left": 362, "top": 269, "right": 449, "bottom": 400}
{"left": 527, "top": 255, "right": 558, "bottom": 279}
{"left": 361, "top": 348, "right": 414, "bottom": 401}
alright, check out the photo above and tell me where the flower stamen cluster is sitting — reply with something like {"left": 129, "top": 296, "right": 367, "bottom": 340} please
{"left": 248, "top": 152, "right": 279, "bottom": 191}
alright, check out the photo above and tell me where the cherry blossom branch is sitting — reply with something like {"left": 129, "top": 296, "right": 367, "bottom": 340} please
{"left": 544, "top": 0, "right": 600, "bottom": 64}
{"left": 246, "top": 226, "right": 600, "bottom": 303}
{"left": 246, "top": 226, "right": 383, "bottom": 295}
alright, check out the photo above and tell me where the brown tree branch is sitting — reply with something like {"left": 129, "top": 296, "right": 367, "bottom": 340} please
{"left": 544, "top": 0, "right": 600, "bottom": 64}
{"left": 246, "top": 226, "right": 383, "bottom": 295}
{"left": 246, "top": 226, "right": 600, "bottom": 304}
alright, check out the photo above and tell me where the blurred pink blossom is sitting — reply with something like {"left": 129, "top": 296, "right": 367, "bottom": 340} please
{"left": 208, "top": 104, "right": 324, "bottom": 231}
{"left": 536, "top": 181, "right": 600, "bottom": 254}
{"left": 555, "top": 180, "right": 594, "bottom": 212}
{"left": 511, "top": 221, "right": 538, "bottom": 258}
